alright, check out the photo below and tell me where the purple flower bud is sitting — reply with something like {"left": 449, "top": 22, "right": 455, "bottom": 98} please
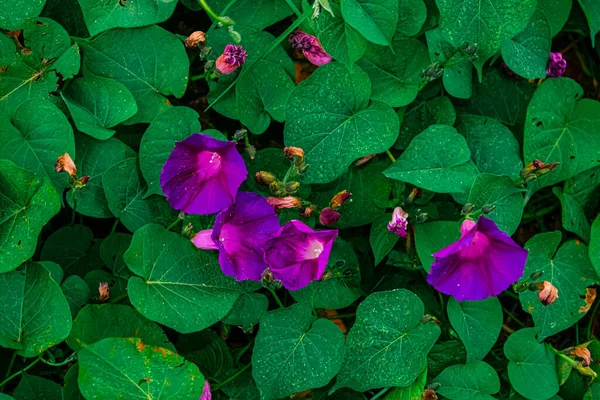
{"left": 200, "top": 380, "right": 211, "bottom": 400}
{"left": 216, "top": 44, "right": 247, "bottom": 74}
{"left": 263, "top": 220, "right": 338, "bottom": 290}
{"left": 288, "top": 29, "right": 332, "bottom": 66}
{"left": 427, "top": 217, "right": 528, "bottom": 301}
{"left": 387, "top": 207, "right": 408, "bottom": 237}
{"left": 160, "top": 134, "right": 247, "bottom": 215}
{"left": 546, "top": 52, "right": 567, "bottom": 78}
{"left": 192, "top": 191, "right": 279, "bottom": 281}
{"left": 319, "top": 208, "right": 340, "bottom": 225}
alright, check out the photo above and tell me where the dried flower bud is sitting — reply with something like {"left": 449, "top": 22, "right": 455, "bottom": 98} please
{"left": 266, "top": 196, "right": 302, "bottom": 211}
{"left": 421, "top": 389, "right": 438, "bottom": 400}
{"left": 407, "top": 187, "right": 422, "bottom": 204}
{"left": 184, "top": 31, "right": 206, "bottom": 48}
{"left": 521, "top": 159, "right": 560, "bottom": 183}
{"left": 319, "top": 208, "right": 340, "bottom": 225}
{"left": 255, "top": 171, "right": 277, "bottom": 186}
{"left": 98, "top": 282, "right": 110, "bottom": 301}
{"left": 569, "top": 347, "right": 593, "bottom": 367}
{"left": 55, "top": 153, "right": 77, "bottom": 177}
{"left": 300, "top": 205, "right": 316, "bottom": 218}
{"left": 233, "top": 128, "right": 247, "bottom": 141}
{"left": 537, "top": 281, "right": 558, "bottom": 305}
{"left": 482, "top": 204, "right": 496, "bottom": 214}
{"left": 355, "top": 154, "right": 376, "bottom": 166}
{"left": 246, "top": 144, "right": 256, "bottom": 160}
{"left": 462, "top": 203, "right": 475, "bottom": 214}
{"left": 284, "top": 146, "right": 304, "bottom": 160}
{"left": 330, "top": 190, "right": 351, "bottom": 210}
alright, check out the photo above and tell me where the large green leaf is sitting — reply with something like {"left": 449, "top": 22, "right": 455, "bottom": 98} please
{"left": 0, "top": 160, "right": 59, "bottom": 273}
{"left": 284, "top": 62, "right": 399, "bottom": 184}
{"left": 310, "top": 162, "right": 392, "bottom": 228}
{"left": 78, "top": 0, "right": 177, "bottom": 35}
{"left": 13, "top": 373, "right": 61, "bottom": 400}
{"left": 591, "top": 216, "right": 600, "bottom": 277}
{"left": 435, "top": 361, "right": 500, "bottom": 400}
{"left": 501, "top": 10, "right": 551, "bottom": 79}
{"left": 357, "top": 38, "right": 429, "bottom": 107}
{"left": 62, "top": 77, "right": 138, "bottom": 140}
{"left": 397, "top": 95, "right": 456, "bottom": 149}
{"left": 62, "top": 364, "right": 84, "bottom": 400}
{"left": 384, "top": 125, "right": 478, "bottom": 196}
{"left": 467, "top": 174, "right": 525, "bottom": 235}
{"left": 341, "top": 0, "right": 398, "bottom": 46}
{"left": 236, "top": 60, "right": 294, "bottom": 135}
{"left": 579, "top": 0, "right": 600, "bottom": 47}
{"left": 0, "top": 262, "right": 71, "bottom": 357}
{"left": 312, "top": 2, "right": 367, "bottom": 65}
{"left": 206, "top": 0, "right": 298, "bottom": 30}
{"left": 222, "top": 281, "right": 268, "bottom": 328}
{"left": 415, "top": 220, "right": 461, "bottom": 272}
{"left": 252, "top": 304, "right": 345, "bottom": 399}
{"left": 332, "top": 289, "right": 441, "bottom": 392}
{"left": 518, "top": 232, "right": 599, "bottom": 340}
{"left": 437, "top": 0, "right": 536, "bottom": 76}
{"left": 538, "top": 0, "right": 571, "bottom": 36}
{"left": 0, "top": 0, "right": 46, "bottom": 30}
{"left": 396, "top": 0, "right": 427, "bottom": 36}
{"left": 456, "top": 115, "right": 523, "bottom": 180}
{"left": 370, "top": 213, "right": 399, "bottom": 265}
{"left": 0, "top": 98, "right": 74, "bottom": 196}
{"left": 553, "top": 166, "right": 600, "bottom": 242}
{"left": 103, "top": 157, "right": 178, "bottom": 232}
{"left": 504, "top": 328, "right": 559, "bottom": 400}
{"left": 139, "top": 107, "right": 201, "bottom": 197}
{"left": 124, "top": 224, "right": 243, "bottom": 333}
{"left": 66, "top": 134, "right": 135, "bottom": 218}
{"left": 67, "top": 304, "right": 174, "bottom": 351}
{"left": 40, "top": 225, "right": 103, "bottom": 277}
{"left": 447, "top": 297, "right": 502, "bottom": 362}
{"left": 291, "top": 238, "right": 361, "bottom": 309}
{"left": 78, "top": 337, "right": 204, "bottom": 400}
{"left": 524, "top": 78, "right": 600, "bottom": 193}
{"left": 22, "top": 17, "right": 70, "bottom": 58}
{"left": 79, "top": 26, "right": 189, "bottom": 124}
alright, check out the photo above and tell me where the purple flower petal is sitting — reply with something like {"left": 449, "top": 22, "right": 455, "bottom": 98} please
{"left": 200, "top": 380, "right": 211, "bottom": 400}
{"left": 263, "top": 220, "right": 338, "bottom": 290}
{"left": 427, "top": 217, "right": 528, "bottom": 301}
{"left": 210, "top": 191, "right": 280, "bottom": 281}
{"left": 216, "top": 44, "right": 247, "bottom": 74}
{"left": 288, "top": 29, "right": 332, "bottom": 66}
{"left": 160, "top": 133, "right": 247, "bottom": 215}
{"left": 546, "top": 52, "right": 567, "bottom": 77}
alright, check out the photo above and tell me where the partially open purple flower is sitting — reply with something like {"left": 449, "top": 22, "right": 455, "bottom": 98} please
{"left": 427, "top": 217, "right": 528, "bottom": 302}
{"left": 200, "top": 380, "right": 211, "bottom": 400}
{"left": 160, "top": 133, "right": 247, "bottom": 215}
{"left": 546, "top": 52, "right": 567, "bottom": 77}
{"left": 388, "top": 207, "right": 408, "bottom": 237}
{"left": 192, "top": 191, "right": 279, "bottom": 281}
{"left": 289, "top": 29, "right": 332, "bottom": 66}
{"left": 263, "top": 220, "right": 338, "bottom": 290}
{"left": 216, "top": 44, "right": 247, "bottom": 74}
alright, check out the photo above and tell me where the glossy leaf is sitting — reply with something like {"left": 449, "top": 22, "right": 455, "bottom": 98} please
{"left": 579, "top": 0, "right": 600, "bottom": 47}
{"left": 435, "top": 361, "right": 500, "bottom": 400}
{"left": 222, "top": 281, "right": 269, "bottom": 328}
{"left": 538, "top": 0, "right": 572, "bottom": 36}
{"left": 341, "top": 0, "right": 398, "bottom": 46}
{"left": 0, "top": 0, "right": 46, "bottom": 30}
{"left": 61, "top": 275, "right": 92, "bottom": 318}
{"left": 397, "top": 95, "right": 456, "bottom": 149}
{"left": 13, "top": 373, "right": 61, "bottom": 400}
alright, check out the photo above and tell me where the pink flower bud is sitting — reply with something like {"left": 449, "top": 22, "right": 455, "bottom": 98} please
{"left": 319, "top": 208, "right": 340, "bottom": 225}
{"left": 215, "top": 44, "right": 247, "bottom": 75}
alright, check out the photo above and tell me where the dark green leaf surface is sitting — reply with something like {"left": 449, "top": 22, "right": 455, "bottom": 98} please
{"left": 13, "top": 373, "right": 61, "bottom": 400}
{"left": 222, "top": 281, "right": 268, "bottom": 328}
{"left": 341, "top": 0, "right": 398, "bottom": 46}
{"left": 538, "top": 0, "right": 571, "bottom": 36}
{"left": 62, "top": 364, "right": 84, "bottom": 400}
{"left": 61, "top": 275, "right": 92, "bottom": 318}
{"left": 370, "top": 213, "right": 399, "bottom": 265}
{"left": 40, "top": 225, "right": 103, "bottom": 277}
{"left": 397, "top": 95, "right": 456, "bottom": 149}
{"left": 435, "top": 361, "right": 500, "bottom": 400}
{"left": 100, "top": 233, "right": 133, "bottom": 278}
{"left": 579, "top": 0, "right": 600, "bottom": 46}
{"left": 0, "top": 0, "right": 46, "bottom": 30}
{"left": 591, "top": 216, "right": 600, "bottom": 277}
{"left": 415, "top": 221, "right": 461, "bottom": 272}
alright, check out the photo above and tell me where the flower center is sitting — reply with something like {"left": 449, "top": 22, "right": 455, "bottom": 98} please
{"left": 305, "top": 240, "right": 323, "bottom": 259}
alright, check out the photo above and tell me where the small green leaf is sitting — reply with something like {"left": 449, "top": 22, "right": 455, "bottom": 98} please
{"left": 415, "top": 221, "right": 461, "bottom": 272}
{"left": 579, "top": 0, "right": 600, "bottom": 47}
{"left": 518, "top": 232, "right": 599, "bottom": 340}
{"left": 22, "top": 17, "right": 70, "bottom": 59}
{"left": 61, "top": 275, "right": 92, "bottom": 318}
{"left": 40, "top": 261, "right": 63, "bottom": 284}
{"left": 139, "top": 107, "right": 201, "bottom": 197}
{"left": 396, "top": 0, "right": 427, "bottom": 37}
{"left": 285, "top": 62, "right": 399, "bottom": 183}
{"left": 332, "top": 289, "right": 441, "bottom": 392}
{"left": 0, "top": 262, "right": 71, "bottom": 357}
{"left": 0, "top": 0, "right": 46, "bottom": 30}
{"left": 124, "top": 224, "right": 243, "bottom": 333}
{"left": 501, "top": 10, "right": 551, "bottom": 79}
{"left": 78, "top": 337, "right": 204, "bottom": 400}
{"left": 13, "top": 373, "right": 61, "bottom": 400}
{"left": 341, "top": 0, "right": 399, "bottom": 46}
{"left": 252, "top": 303, "right": 346, "bottom": 399}
{"left": 67, "top": 304, "right": 174, "bottom": 351}
{"left": 0, "top": 160, "right": 59, "bottom": 273}
{"left": 62, "top": 77, "right": 138, "bottom": 140}
{"left": 538, "top": 0, "right": 572, "bottom": 36}
{"left": 79, "top": 26, "right": 189, "bottom": 124}
{"left": 435, "top": 361, "right": 500, "bottom": 400}
{"left": 504, "top": 328, "right": 559, "bottom": 400}
{"left": 397, "top": 95, "right": 456, "bottom": 149}
{"left": 177, "top": 330, "right": 234, "bottom": 380}
{"left": 62, "top": 364, "right": 84, "bottom": 400}
{"left": 447, "top": 297, "right": 502, "bottom": 362}
{"left": 384, "top": 124, "right": 478, "bottom": 196}
{"left": 100, "top": 233, "right": 133, "bottom": 278}
{"left": 40, "top": 225, "right": 103, "bottom": 277}
{"left": 222, "top": 281, "right": 268, "bottom": 328}
{"left": 370, "top": 214, "right": 399, "bottom": 265}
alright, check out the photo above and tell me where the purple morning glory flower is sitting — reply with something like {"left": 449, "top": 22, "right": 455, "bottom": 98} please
{"left": 288, "top": 29, "right": 332, "bottom": 66}
{"left": 546, "top": 52, "right": 567, "bottom": 77}
{"left": 427, "top": 217, "right": 528, "bottom": 302}
{"left": 263, "top": 220, "right": 338, "bottom": 290}
{"left": 200, "top": 380, "right": 211, "bottom": 400}
{"left": 216, "top": 44, "right": 247, "bottom": 74}
{"left": 192, "top": 191, "right": 279, "bottom": 281}
{"left": 388, "top": 207, "right": 408, "bottom": 237}
{"left": 160, "top": 133, "right": 247, "bottom": 215}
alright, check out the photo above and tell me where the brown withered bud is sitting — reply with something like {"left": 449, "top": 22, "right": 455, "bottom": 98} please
{"left": 300, "top": 205, "right": 316, "bottom": 218}
{"left": 255, "top": 171, "right": 277, "bottom": 186}
{"left": 55, "top": 153, "right": 77, "bottom": 177}
{"left": 564, "top": 345, "right": 593, "bottom": 367}
{"left": 421, "top": 389, "right": 438, "bottom": 400}
{"left": 246, "top": 144, "right": 256, "bottom": 160}
{"left": 407, "top": 187, "right": 422, "bottom": 203}
{"left": 520, "top": 159, "right": 560, "bottom": 183}
{"left": 98, "top": 282, "right": 110, "bottom": 301}
{"left": 355, "top": 154, "right": 376, "bottom": 166}
{"left": 536, "top": 281, "right": 559, "bottom": 305}
{"left": 284, "top": 146, "right": 304, "bottom": 160}
{"left": 330, "top": 190, "right": 351, "bottom": 210}
{"left": 266, "top": 196, "right": 302, "bottom": 211}
{"left": 184, "top": 31, "right": 206, "bottom": 48}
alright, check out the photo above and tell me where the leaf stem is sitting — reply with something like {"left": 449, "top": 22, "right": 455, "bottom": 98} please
{"left": 70, "top": 190, "right": 77, "bottom": 226}
{"left": 283, "top": 0, "right": 301, "bottom": 16}
{"left": 39, "top": 352, "right": 77, "bottom": 367}
{"left": 1, "top": 352, "right": 17, "bottom": 389}
{"left": 198, "top": 0, "right": 235, "bottom": 25}
{"left": 190, "top": 73, "right": 207, "bottom": 82}
{"left": 502, "top": 290, "right": 519, "bottom": 300}
{"left": 385, "top": 150, "right": 396, "bottom": 163}
{"left": 587, "top": 296, "right": 600, "bottom": 340}
{"left": 110, "top": 219, "right": 119, "bottom": 235}
{"left": 323, "top": 313, "right": 356, "bottom": 319}
{"left": 371, "top": 387, "right": 391, "bottom": 400}
{"left": 167, "top": 218, "right": 180, "bottom": 231}
{"left": 0, "top": 357, "right": 40, "bottom": 388}
{"left": 267, "top": 287, "right": 284, "bottom": 308}
{"left": 213, "top": 363, "right": 252, "bottom": 391}
{"left": 502, "top": 306, "right": 526, "bottom": 329}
